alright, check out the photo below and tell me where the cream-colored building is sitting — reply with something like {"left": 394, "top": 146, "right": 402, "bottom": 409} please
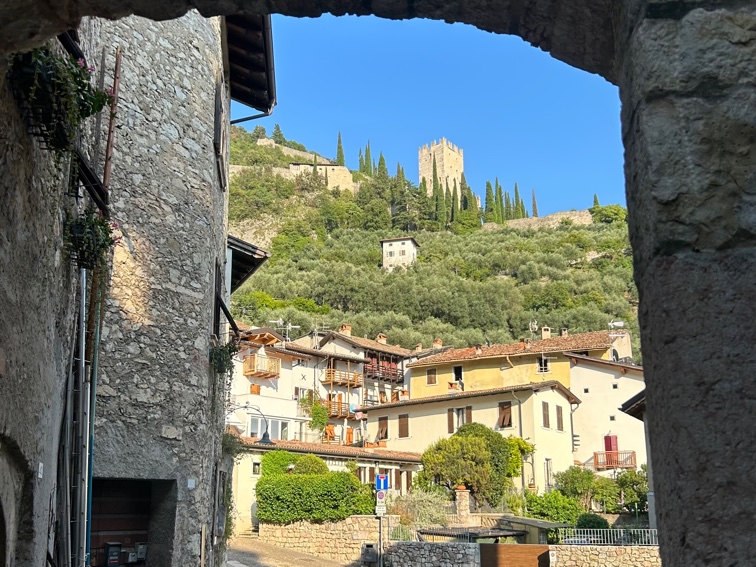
{"left": 360, "top": 381, "right": 580, "bottom": 493}
{"left": 418, "top": 138, "right": 464, "bottom": 202}
{"left": 380, "top": 236, "right": 419, "bottom": 272}
{"left": 232, "top": 439, "right": 421, "bottom": 532}
{"left": 567, "top": 353, "right": 646, "bottom": 472}
{"left": 621, "top": 390, "right": 656, "bottom": 529}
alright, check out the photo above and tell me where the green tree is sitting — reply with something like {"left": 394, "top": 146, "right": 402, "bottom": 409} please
{"left": 504, "top": 192, "right": 512, "bottom": 220}
{"left": 251, "top": 124, "right": 267, "bottom": 140}
{"left": 495, "top": 179, "right": 504, "bottom": 224}
{"left": 592, "top": 476, "right": 621, "bottom": 513}
{"left": 593, "top": 194, "right": 600, "bottom": 207}
{"left": 616, "top": 467, "right": 648, "bottom": 509}
{"left": 576, "top": 513, "right": 610, "bottom": 529}
{"left": 450, "top": 182, "right": 459, "bottom": 223}
{"left": 525, "top": 490, "right": 583, "bottom": 525}
{"left": 362, "top": 200, "right": 391, "bottom": 231}
{"left": 432, "top": 156, "right": 440, "bottom": 195}
{"left": 261, "top": 450, "right": 299, "bottom": 476}
{"left": 336, "top": 132, "right": 345, "bottom": 166}
{"left": 376, "top": 152, "right": 388, "bottom": 178}
{"left": 358, "top": 149, "right": 365, "bottom": 173}
{"left": 365, "top": 141, "right": 373, "bottom": 175}
{"left": 484, "top": 181, "right": 496, "bottom": 222}
{"left": 417, "top": 436, "right": 493, "bottom": 500}
{"left": 554, "top": 466, "right": 596, "bottom": 509}
{"left": 532, "top": 188, "right": 539, "bottom": 217}
{"left": 293, "top": 454, "right": 330, "bottom": 475}
{"left": 590, "top": 204, "right": 627, "bottom": 224}
{"left": 272, "top": 123, "right": 285, "bottom": 144}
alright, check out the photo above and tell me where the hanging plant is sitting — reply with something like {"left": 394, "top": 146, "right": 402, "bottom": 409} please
{"left": 210, "top": 340, "right": 239, "bottom": 377}
{"left": 9, "top": 47, "right": 113, "bottom": 154}
{"left": 65, "top": 208, "right": 120, "bottom": 269}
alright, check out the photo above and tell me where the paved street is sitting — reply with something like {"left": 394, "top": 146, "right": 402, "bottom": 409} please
{"left": 228, "top": 537, "right": 355, "bottom": 567}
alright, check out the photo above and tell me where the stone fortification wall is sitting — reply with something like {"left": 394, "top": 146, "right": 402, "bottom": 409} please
{"left": 258, "top": 515, "right": 397, "bottom": 562}
{"left": 231, "top": 162, "right": 357, "bottom": 194}
{"left": 490, "top": 210, "right": 593, "bottom": 230}
{"left": 548, "top": 545, "right": 661, "bottom": 567}
{"left": 91, "top": 12, "right": 229, "bottom": 567}
{"left": 0, "top": 49, "right": 80, "bottom": 566}
{"left": 385, "top": 543, "right": 480, "bottom": 567}
{"left": 256, "top": 137, "right": 332, "bottom": 164}
{"left": 418, "top": 138, "right": 464, "bottom": 202}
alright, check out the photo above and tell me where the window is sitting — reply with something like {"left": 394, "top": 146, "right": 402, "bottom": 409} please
{"left": 378, "top": 417, "right": 388, "bottom": 440}
{"left": 542, "top": 401, "right": 550, "bottom": 428}
{"left": 497, "top": 401, "right": 512, "bottom": 428}
{"left": 399, "top": 250, "right": 406, "bottom": 256}
{"left": 612, "top": 383, "right": 619, "bottom": 390}
{"left": 249, "top": 417, "right": 260, "bottom": 438}
{"left": 538, "top": 357, "right": 550, "bottom": 373}
{"left": 398, "top": 414, "right": 409, "bottom": 438}
{"left": 252, "top": 462, "right": 261, "bottom": 475}
{"left": 448, "top": 407, "right": 472, "bottom": 433}
{"left": 388, "top": 251, "right": 395, "bottom": 257}
{"left": 609, "top": 415, "right": 616, "bottom": 422}
{"left": 401, "top": 241, "right": 406, "bottom": 245}
{"left": 453, "top": 366, "right": 463, "bottom": 382}
{"left": 583, "top": 388, "right": 589, "bottom": 394}
{"left": 556, "top": 406, "right": 564, "bottom": 431}
{"left": 389, "top": 242, "right": 393, "bottom": 247}
{"left": 426, "top": 369, "right": 437, "bottom": 385}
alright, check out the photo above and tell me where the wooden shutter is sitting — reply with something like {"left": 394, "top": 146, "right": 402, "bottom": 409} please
{"left": 368, "top": 467, "right": 376, "bottom": 483}
{"left": 427, "top": 369, "right": 437, "bottom": 385}
{"left": 465, "top": 406, "right": 473, "bottom": 424}
{"left": 447, "top": 408, "right": 454, "bottom": 433}
{"left": 356, "top": 467, "right": 364, "bottom": 481}
{"left": 498, "top": 401, "right": 512, "bottom": 428}
{"left": 542, "top": 401, "right": 550, "bottom": 428}
{"left": 556, "top": 405, "right": 564, "bottom": 431}
{"left": 394, "top": 469, "right": 402, "bottom": 492}
{"left": 378, "top": 417, "right": 388, "bottom": 440}
{"left": 398, "top": 414, "right": 409, "bottom": 438}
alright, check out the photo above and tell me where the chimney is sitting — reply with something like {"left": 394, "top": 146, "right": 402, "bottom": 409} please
{"left": 432, "top": 338, "right": 443, "bottom": 349}
{"left": 519, "top": 338, "right": 525, "bottom": 350}
{"left": 560, "top": 328, "right": 568, "bottom": 337}
{"left": 525, "top": 338, "right": 532, "bottom": 350}
{"left": 415, "top": 343, "right": 423, "bottom": 352}
{"left": 339, "top": 324, "right": 352, "bottom": 337}
{"left": 475, "top": 344, "right": 483, "bottom": 355}
{"left": 376, "top": 333, "right": 387, "bottom": 344}
{"left": 541, "top": 326, "right": 552, "bottom": 340}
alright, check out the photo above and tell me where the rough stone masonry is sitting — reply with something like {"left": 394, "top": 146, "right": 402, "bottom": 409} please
{"left": 0, "top": 1, "right": 754, "bottom": 567}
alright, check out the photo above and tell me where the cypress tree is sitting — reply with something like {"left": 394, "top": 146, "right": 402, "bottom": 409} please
{"left": 504, "top": 192, "right": 512, "bottom": 220}
{"left": 365, "top": 142, "right": 373, "bottom": 175}
{"left": 432, "top": 156, "right": 440, "bottom": 195}
{"left": 324, "top": 167, "right": 329, "bottom": 186}
{"left": 272, "top": 123, "right": 285, "bottom": 144}
{"left": 377, "top": 152, "right": 388, "bottom": 177}
{"left": 358, "top": 149, "right": 365, "bottom": 173}
{"left": 336, "top": 132, "right": 345, "bottom": 166}
{"left": 495, "top": 178, "right": 505, "bottom": 224}
{"left": 593, "top": 194, "right": 600, "bottom": 207}
{"left": 437, "top": 187, "right": 447, "bottom": 228}
{"left": 484, "top": 181, "right": 496, "bottom": 222}
{"left": 532, "top": 188, "right": 539, "bottom": 217}
{"left": 513, "top": 183, "right": 522, "bottom": 219}
{"left": 445, "top": 181, "right": 452, "bottom": 224}
{"left": 451, "top": 181, "right": 459, "bottom": 222}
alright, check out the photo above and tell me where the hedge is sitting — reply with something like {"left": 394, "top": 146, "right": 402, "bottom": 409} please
{"left": 257, "top": 472, "right": 374, "bottom": 524}
{"left": 260, "top": 450, "right": 299, "bottom": 476}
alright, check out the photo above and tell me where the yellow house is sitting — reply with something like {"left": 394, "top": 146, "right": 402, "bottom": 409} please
{"left": 407, "top": 329, "right": 632, "bottom": 397}
{"left": 359, "top": 381, "right": 581, "bottom": 493}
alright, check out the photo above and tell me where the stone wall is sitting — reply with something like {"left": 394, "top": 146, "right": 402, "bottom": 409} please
{"left": 256, "top": 137, "right": 332, "bottom": 164}
{"left": 501, "top": 210, "right": 593, "bottom": 230}
{"left": 89, "top": 12, "right": 229, "bottom": 567}
{"left": 231, "top": 162, "right": 357, "bottom": 194}
{"left": 548, "top": 545, "right": 661, "bottom": 567}
{"left": 418, "top": 138, "right": 463, "bottom": 203}
{"left": 385, "top": 542, "right": 480, "bottom": 567}
{"left": 258, "top": 515, "right": 397, "bottom": 562}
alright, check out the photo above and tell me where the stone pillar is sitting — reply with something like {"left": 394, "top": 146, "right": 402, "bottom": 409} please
{"left": 454, "top": 488, "right": 471, "bottom": 525}
{"left": 619, "top": 3, "right": 756, "bottom": 565}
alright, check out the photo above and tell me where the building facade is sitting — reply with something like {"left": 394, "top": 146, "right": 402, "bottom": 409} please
{"left": 380, "top": 236, "right": 419, "bottom": 272}
{"left": 418, "top": 138, "right": 464, "bottom": 202}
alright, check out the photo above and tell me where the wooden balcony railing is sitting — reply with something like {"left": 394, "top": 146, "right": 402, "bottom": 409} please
{"left": 243, "top": 355, "right": 281, "bottom": 379}
{"left": 593, "top": 450, "right": 637, "bottom": 471}
{"left": 363, "top": 364, "right": 403, "bottom": 383}
{"left": 321, "top": 400, "right": 356, "bottom": 419}
{"left": 322, "top": 368, "right": 363, "bottom": 388}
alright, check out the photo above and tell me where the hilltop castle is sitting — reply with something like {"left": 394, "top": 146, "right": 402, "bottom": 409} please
{"left": 418, "top": 138, "right": 464, "bottom": 201}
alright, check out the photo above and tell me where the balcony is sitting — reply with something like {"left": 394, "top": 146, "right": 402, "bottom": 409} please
{"left": 364, "top": 363, "right": 403, "bottom": 383}
{"left": 592, "top": 450, "right": 637, "bottom": 471}
{"left": 243, "top": 355, "right": 281, "bottom": 379}
{"left": 322, "top": 400, "right": 356, "bottom": 419}
{"left": 322, "top": 368, "right": 363, "bottom": 388}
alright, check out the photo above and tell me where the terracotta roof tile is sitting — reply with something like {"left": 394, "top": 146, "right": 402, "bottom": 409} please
{"left": 240, "top": 438, "right": 422, "bottom": 462}
{"left": 322, "top": 332, "right": 412, "bottom": 358}
{"left": 407, "top": 330, "right": 626, "bottom": 368}
{"left": 280, "top": 342, "right": 370, "bottom": 364}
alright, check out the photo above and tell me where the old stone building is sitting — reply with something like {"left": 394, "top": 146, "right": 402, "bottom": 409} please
{"left": 380, "top": 236, "right": 419, "bottom": 271}
{"left": 418, "top": 138, "right": 464, "bottom": 201}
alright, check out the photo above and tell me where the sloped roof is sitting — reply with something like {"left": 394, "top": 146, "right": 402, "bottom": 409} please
{"left": 408, "top": 331, "right": 625, "bottom": 368}
{"left": 565, "top": 352, "right": 643, "bottom": 374}
{"left": 380, "top": 236, "right": 420, "bottom": 247}
{"left": 357, "top": 380, "right": 581, "bottom": 411}
{"left": 281, "top": 342, "right": 370, "bottom": 364}
{"left": 620, "top": 389, "right": 646, "bottom": 420}
{"left": 321, "top": 332, "right": 412, "bottom": 358}
{"left": 240, "top": 438, "right": 421, "bottom": 463}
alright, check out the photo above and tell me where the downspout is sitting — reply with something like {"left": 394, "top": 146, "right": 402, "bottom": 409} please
{"left": 73, "top": 267, "right": 88, "bottom": 567}
{"left": 510, "top": 390, "right": 527, "bottom": 494}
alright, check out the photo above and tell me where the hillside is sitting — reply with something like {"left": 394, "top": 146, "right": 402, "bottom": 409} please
{"left": 228, "top": 126, "right": 640, "bottom": 357}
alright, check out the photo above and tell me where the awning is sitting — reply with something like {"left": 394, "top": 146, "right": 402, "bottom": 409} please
{"left": 227, "top": 235, "right": 270, "bottom": 294}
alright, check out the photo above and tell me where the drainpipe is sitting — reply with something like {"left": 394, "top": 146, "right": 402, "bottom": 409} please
{"left": 73, "top": 267, "right": 88, "bottom": 567}
{"left": 510, "top": 390, "right": 526, "bottom": 494}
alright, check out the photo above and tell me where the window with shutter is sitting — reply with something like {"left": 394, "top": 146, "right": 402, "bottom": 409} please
{"left": 378, "top": 417, "right": 388, "bottom": 440}
{"left": 542, "top": 401, "right": 550, "bottom": 428}
{"left": 556, "top": 405, "right": 564, "bottom": 431}
{"left": 447, "top": 408, "right": 454, "bottom": 433}
{"left": 407, "top": 470, "right": 413, "bottom": 490}
{"left": 369, "top": 467, "right": 376, "bottom": 483}
{"left": 465, "top": 406, "right": 473, "bottom": 424}
{"left": 395, "top": 469, "right": 402, "bottom": 491}
{"left": 497, "top": 401, "right": 512, "bottom": 428}
{"left": 427, "top": 369, "right": 437, "bottom": 385}
{"left": 398, "top": 414, "right": 409, "bottom": 438}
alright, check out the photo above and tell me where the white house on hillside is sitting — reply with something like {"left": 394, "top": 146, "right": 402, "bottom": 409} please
{"left": 380, "top": 236, "right": 419, "bottom": 271}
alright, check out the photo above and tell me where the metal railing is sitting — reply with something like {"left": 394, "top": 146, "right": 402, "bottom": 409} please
{"left": 555, "top": 528, "right": 658, "bottom": 546}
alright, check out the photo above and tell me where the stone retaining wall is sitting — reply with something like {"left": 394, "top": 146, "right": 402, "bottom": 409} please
{"left": 548, "top": 545, "right": 661, "bottom": 566}
{"left": 258, "top": 515, "right": 397, "bottom": 563}
{"left": 385, "top": 542, "right": 479, "bottom": 567}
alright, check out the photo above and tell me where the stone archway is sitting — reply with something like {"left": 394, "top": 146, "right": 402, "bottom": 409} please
{"left": 0, "top": 2, "right": 754, "bottom": 566}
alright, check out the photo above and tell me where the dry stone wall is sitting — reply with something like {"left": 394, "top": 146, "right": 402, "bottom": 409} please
{"left": 549, "top": 545, "right": 661, "bottom": 567}
{"left": 258, "top": 515, "right": 396, "bottom": 563}
{"left": 256, "top": 137, "right": 332, "bottom": 164}
{"left": 504, "top": 210, "right": 593, "bottom": 230}
{"left": 385, "top": 542, "right": 480, "bottom": 567}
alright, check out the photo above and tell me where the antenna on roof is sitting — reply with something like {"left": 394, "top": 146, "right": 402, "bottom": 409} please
{"left": 608, "top": 319, "right": 625, "bottom": 329}
{"left": 483, "top": 330, "right": 491, "bottom": 347}
{"left": 270, "top": 319, "right": 300, "bottom": 341}
{"left": 529, "top": 319, "right": 538, "bottom": 341}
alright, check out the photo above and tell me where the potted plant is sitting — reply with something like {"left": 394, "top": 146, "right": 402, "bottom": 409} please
{"left": 10, "top": 47, "right": 113, "bottom": 154}
{"left": 65, "top": 208, "right": 120, "bottom": 269}
{"left": 210, "top": 340, "right": 239, "bottom": 377}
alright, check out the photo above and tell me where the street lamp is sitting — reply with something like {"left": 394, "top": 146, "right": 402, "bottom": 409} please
{"left": 228, "top": 401, "right": 275, "bottom": 445}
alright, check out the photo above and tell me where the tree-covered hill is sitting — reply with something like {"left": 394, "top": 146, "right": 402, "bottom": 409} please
{"left": 228, "top": 126, "right": 639, "bottom": 357}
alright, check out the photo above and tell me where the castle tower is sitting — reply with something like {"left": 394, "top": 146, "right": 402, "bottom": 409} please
{"left": 418, "top": 138, "right": 464, "bottom": 203}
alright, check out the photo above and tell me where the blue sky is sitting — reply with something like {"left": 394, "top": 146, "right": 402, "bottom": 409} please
{"left": 231, "top": 15, "right": 625, "bottom": 216}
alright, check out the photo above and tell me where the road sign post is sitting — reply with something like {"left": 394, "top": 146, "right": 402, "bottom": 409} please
{"left": 375, "top": 489, "right": 387, "bottom": 516}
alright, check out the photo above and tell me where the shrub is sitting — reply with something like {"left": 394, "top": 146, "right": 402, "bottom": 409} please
{"left": 292, "top": 454, "right": 329, "bottom": 475}
{"left": 260, "top": 450, "right": 299, "bottom": 476}
{"left": 576, "top": 513, "right": 610, "bottom": 529}
{"left": 525, "top": 490, "right": 583, "bottom": 525}
{"left": 256, "top": 472, "right": 371, "bottom": 524}
{"left": 390, "top": 524, "right": 414, "bottom": 541}
{"left": 388, "top": 489, "right": 450, "bottom": 527}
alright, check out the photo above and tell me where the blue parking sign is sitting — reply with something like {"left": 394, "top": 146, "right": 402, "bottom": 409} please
{"left": 375, "top": 474, "right": 388, "bottom": 491}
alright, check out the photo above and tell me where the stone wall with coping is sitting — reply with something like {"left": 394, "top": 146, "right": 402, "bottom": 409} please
{"left": 385, "top": 542, "right": 480, "bottom": 567}
{"left": 548, "top": 545, "right": 661, "bottom": 567}
{"left": 256, "top": 137, "right": 332, "bottom": 164}
{"left": 258, "top": 515, "right": 397, "bottom": 563}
